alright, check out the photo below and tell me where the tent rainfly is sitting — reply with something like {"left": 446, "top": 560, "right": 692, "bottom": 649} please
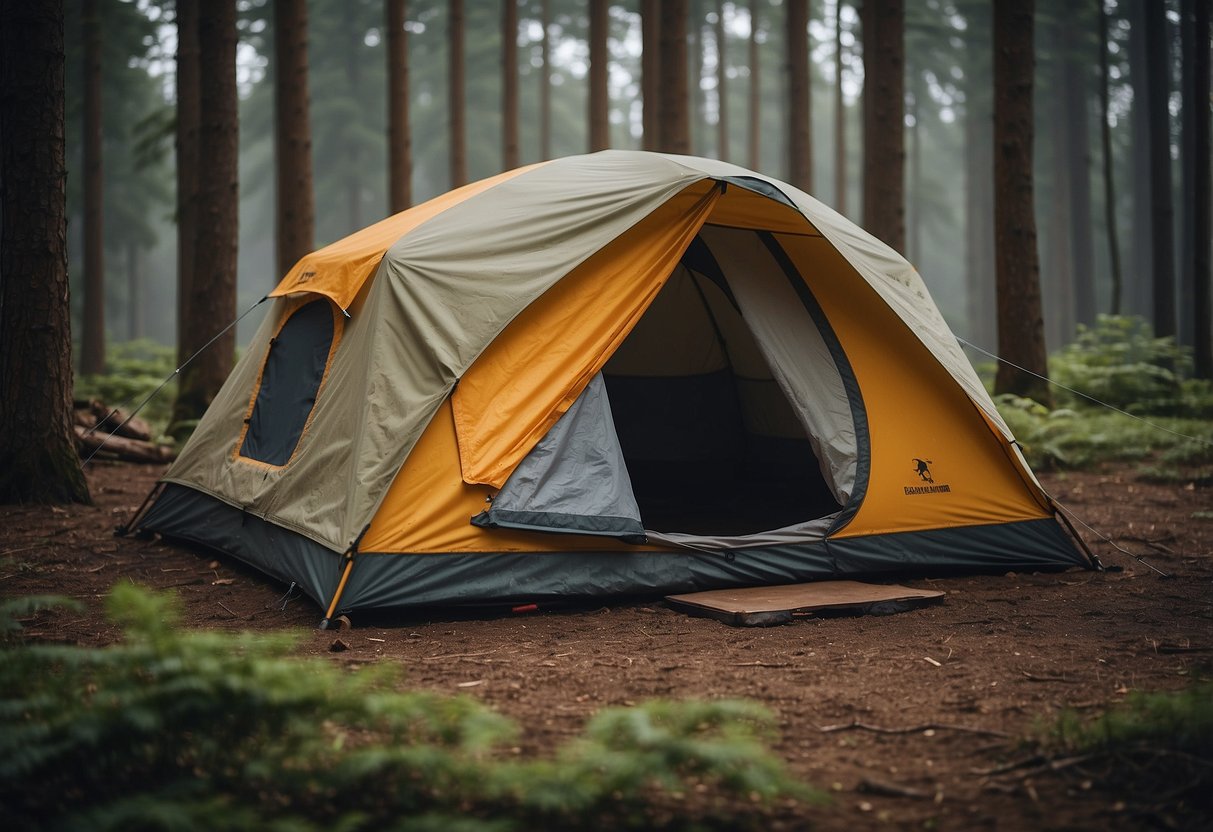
{"left": 134, "top": 151, "right": 1092, "bottom": 625}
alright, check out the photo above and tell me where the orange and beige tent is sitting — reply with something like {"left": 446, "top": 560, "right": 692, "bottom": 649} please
{"left": 136, "top": 151, "right": 1090, "bottom": 625}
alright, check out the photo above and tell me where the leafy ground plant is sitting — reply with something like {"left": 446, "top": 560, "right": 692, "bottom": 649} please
{"left": 0, "top": 585, "right": 817, "bottom": 831}
{"left": 1030, "top": 683, "right": 1213, "bottom": 829}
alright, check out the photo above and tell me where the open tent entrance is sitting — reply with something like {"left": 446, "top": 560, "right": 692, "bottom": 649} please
{"left": 475, "top": 223, "right": 859, "bottom": 544}
{"left": 600, "top": 226, "right": 846, "bottom": 537}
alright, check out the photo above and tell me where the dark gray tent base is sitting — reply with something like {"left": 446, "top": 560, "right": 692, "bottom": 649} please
{"left": 140, "top": 484, "right": 1091, "bottom": 621}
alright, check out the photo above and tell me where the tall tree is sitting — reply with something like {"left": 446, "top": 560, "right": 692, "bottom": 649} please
{"left": 748, "top": 0, "right": 761, "bottom": 168}
{"left": 658, "top": 0, "right": 690, "bottom": 153}
{"left": 588, "top": 0, "right": 609, "bottom": 151}
{"left": 992, "top": 0, "right": 1051, "bottom": 404}
{"left": 388, "top": 0, "right": 413, "bottom": 211}
{"left": 1144, "top": 0, "right": 1175, "bottom": 338}
{"left": 81, "top": 0, "right": 105, "bottom": 375}
{"left": 861, "top": 0, "right": 905, "bottom": 253}
{"left": 1097, "top": 0, "right": 1124, "bottom": 315}
{"left": 274, "top": 0, "right": 314, "bottom": 278}
{"left": 715, "top": 0, "right": 729, "bottom": 161}
{"left": 1126, "top": 0, "right": 1153, "bottom": 319}
{"left": 1181, "top": 0, "right": 1211, "bottom": 377}
{"left": 0, "top": 0, "right": 91, "bottom": 503}
{"left": 1061, "top": 3, "right": 1095, "bottom": 331}
{"left": 834, "top": 0, "right": 847, "bottom": 213}
{"left": 786, "top": 0, "right": 812, "bottom": 190}
{"left": 175, "top": 0, "right": 200, "bottom": 377}
{"left": 448, "top": 0, "right": 466, "bottom": 187}
{"left": 502, "top": 0, "right": 519, "bottom": 168}
{"left": 1044, "top": 17, "right": 1075, "bottom": 348}
{"left": 539, "top": 0, "right": 551, "bottom": 159}
{"left": 172, "top": 0, "right": 238, "bottom": 426}
{"left": 641, "top": 0, "right": 660, "bottom": 150}
{"left": 962, "top": 0, "right": 996, "bottom": 344}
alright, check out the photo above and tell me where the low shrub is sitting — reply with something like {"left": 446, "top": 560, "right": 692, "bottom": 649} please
{"left": 0, "top": 586, "right": 816, "bottom": 831}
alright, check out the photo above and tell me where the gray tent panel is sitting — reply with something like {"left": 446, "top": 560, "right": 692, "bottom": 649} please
{"left": 472, "top": 373, "right": 646, "bottom": 543}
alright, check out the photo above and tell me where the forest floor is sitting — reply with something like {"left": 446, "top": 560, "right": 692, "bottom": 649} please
{"left": 2, "top": 462, "right": 1211, "bottom": 831}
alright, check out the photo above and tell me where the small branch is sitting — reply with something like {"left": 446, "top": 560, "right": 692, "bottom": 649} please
{"left": 857, "top": 777, "right": 935, "bottom": 800}
{"left": 731, "top": 660, "right": 791, "bottom": 668}
{"left": 819, "top": 720, "right": 1009, "bottom": 738}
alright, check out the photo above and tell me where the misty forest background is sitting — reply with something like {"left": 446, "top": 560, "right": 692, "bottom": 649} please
{"left": 59, "top": 0, "right": 1210, "bottom": 389}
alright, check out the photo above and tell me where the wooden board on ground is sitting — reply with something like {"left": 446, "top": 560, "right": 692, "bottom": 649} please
{"left": 666, "top": 581, "right": 945, "bottom": 627}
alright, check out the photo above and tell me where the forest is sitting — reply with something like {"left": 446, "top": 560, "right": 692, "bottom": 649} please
{"left": 1, "top": 1, "right": 1212, "bottom": 830}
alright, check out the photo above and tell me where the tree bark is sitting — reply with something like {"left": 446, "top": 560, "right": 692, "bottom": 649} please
{"left": 907, "top": 64, "right": 921, "bottom": 262}
{"left": 861, "top": 0, "right": 905, "bottom": 253}
{"left": 126, "top": 241, "right": 143, "bottom": 341}
{"left": 388, "top": 0, "right": 413, "bottom": 210}
{"left": 539, "top": 0, "right": 551, "bottom": 159}
{"left": 501, "top": 0, "right": 519, "bottom": 168}
{"left": 992, "top": 0, "right": 1051, "bottom": 405}
{"left": 963, "top": 6, "right": 996, "bottom": 344}
{"left": 448, "top": 0, "right": 466, "bottom": 187}
{"left": 175, "top": 0, "right": 200, "bottom": 373}
{"left": 82, "top": 0, "right": 105, "bottom": 376}
{"left": 690, "top": 0, "right": 703, "bottom": 154}
{"left": 1098, "top": 0, "right": 1124, "bottom": 315}
{"left": 835, "top": 0, "right": 847, "bottom": 213}
{"left": 1046, "top": 19, "right": 1074, "bottom": 349}
{"left": 658, "top": 0, "right": 690, "bottom": 154}
{"left": 1181, "top": 0, "right": 1211, "bottom": 377}
{"left": 172, "top": 0, "right": 238, "bottom": 427}
{"left": 748, "top": 0, "right": 761, "bottom": 169}
{"left": 716, "top": 0, "right": 729, "bottom": 161}
{"left": 274, "top": 0, "right": 314, "bottom": 279}
{"left": 0, "top": 0, "right": 91, "bottom": 503}
{"left": 641, "top": 0, "right": 660, "bottom": 150}
{"left": 786, "top": 0, "right": 812, "bottom": 190}
{"left": 588, "top": 0, "right": 609, "bottom": 151}
{"left": 1144, "top": 0, "right": 1175, "bottom": 338}
{"left": 1126, "top": 0, "right": 1153, "bottom": 319}
{"left": 1062, "top": 2, "right": 1095, "bottom": 332}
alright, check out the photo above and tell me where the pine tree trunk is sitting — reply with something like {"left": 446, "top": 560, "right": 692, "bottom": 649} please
{"left": 992, "top": 0, "right": 1051, "bottom": 405}
{"left": 861, "top": 0, "right": 905, "bottom": 253}
{"left": 786, "top": 0, "right": 811, "bottom": 191}
{"left": 1144, "top": 0, "right": 1175, "bottom": 338}
{"left": 689, "top": 0, "right": 703, "bottom": 154}
{"left": 641, "top": 0, "right": 660, "bottom": 150}
{"left": 658, "top": 0, "right": 690, "bottom": 154}
{"left": 1062, "top": 2, "right": 1095, "bottom": 331}
{"left": 501, "top": 0, "right": 519, "bottom": 168}
{"left": 1182, "top": 0, "right": 1211, "bottom": 376}
{"left": 748, "top": 0, "right": 761, "bottom": 169}
{"left": 716, "top": 0, "right": 729, "bottom": 161}
{"left": 175, "top": 0, "right": 200, "bottom": 372}
{"left": 0, "top": 0, "right": 91, "bottom": 504}
{"left": 1098, "top": 0, "right": 1124, "bottom": 315}
{"left": 539, "top": 0, "right": 551, "bottom": 159}
{"left": 388, "top": 0, "right": 413, "bottom": 210}
{"left": 588, "top": 0, "right": 609, "bottom": 151}
{"left": 1127, "top": 0, "right": 1153, "bottom": 320}
{"left": 82, "top": 0, "right": 105, "bottom": 376}
{"left": 448, "top": 0, "right": 466, "bottom": 186}
{"left": 127, "top": 241, "right": 143, "bottom": 341}
{"left": 1046, "top": 21, "right": 1074, "bottom": 349}
{"left": 172, "top": 0, "right": 238, "bottom": 427}
{"left": 963, "top": 8, "right": 996, "bottom": 344}
{"left": 274, "top": 0, "right": 314, "bottom": 279}
{"left": 907, "top": 67, "right": 921, "bottom": 263}
{"left": 344, "top": 11, "right": 363, "bottom": 230}
{"left": 834, "top": 0, "right": 847, "bottom": 213}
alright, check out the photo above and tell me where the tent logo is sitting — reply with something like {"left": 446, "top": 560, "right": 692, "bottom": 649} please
{"left": 298, "top": 270, "right": 317, "bottom": 283}
{"left": 905, "top": 458, "right": 951, "bottom": 495}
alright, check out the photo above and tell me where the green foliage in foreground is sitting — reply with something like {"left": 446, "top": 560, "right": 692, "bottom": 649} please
{"left": 0, "top": 586, "right": 816, "bottom": 831}
{"left": 1046, "top": 683, "right": 1213, "bottom": 759}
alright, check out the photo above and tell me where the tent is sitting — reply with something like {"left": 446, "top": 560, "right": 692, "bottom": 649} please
{"left": 135, "top": 151, "right": 1091, "bottom": 625}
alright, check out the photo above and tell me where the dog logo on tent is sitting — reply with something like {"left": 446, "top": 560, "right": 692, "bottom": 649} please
{"left": 912, "top": 458, "right": 934, "bottom": 483}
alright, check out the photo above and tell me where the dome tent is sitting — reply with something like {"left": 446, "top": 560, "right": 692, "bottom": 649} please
{"left": 135, "top": 151, "right": 1090, "bottom": 625}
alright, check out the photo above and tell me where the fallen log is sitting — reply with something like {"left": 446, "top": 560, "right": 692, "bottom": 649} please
{"left": 73, "top": 399, "right": 153, "bottom": 442}
{"left": 74, "top": 424, "right": 175, "bottom": 464}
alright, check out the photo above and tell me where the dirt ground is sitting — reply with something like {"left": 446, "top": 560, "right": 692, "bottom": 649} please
{"left": 2, "top": 462, "right": 1210, "bottom": 830}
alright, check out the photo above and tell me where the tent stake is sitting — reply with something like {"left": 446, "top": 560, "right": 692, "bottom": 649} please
{"left": 319, "top": 554, "right": 356, "bottom": 629}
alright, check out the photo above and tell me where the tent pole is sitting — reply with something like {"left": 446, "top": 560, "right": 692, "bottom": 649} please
{"left": 318, "top": 554, "right": 356, "bottom": 629}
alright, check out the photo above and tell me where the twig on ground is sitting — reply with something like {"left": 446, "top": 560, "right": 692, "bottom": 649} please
{"left": 819, "top": 720, "right": 1009, "bottom": 738}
